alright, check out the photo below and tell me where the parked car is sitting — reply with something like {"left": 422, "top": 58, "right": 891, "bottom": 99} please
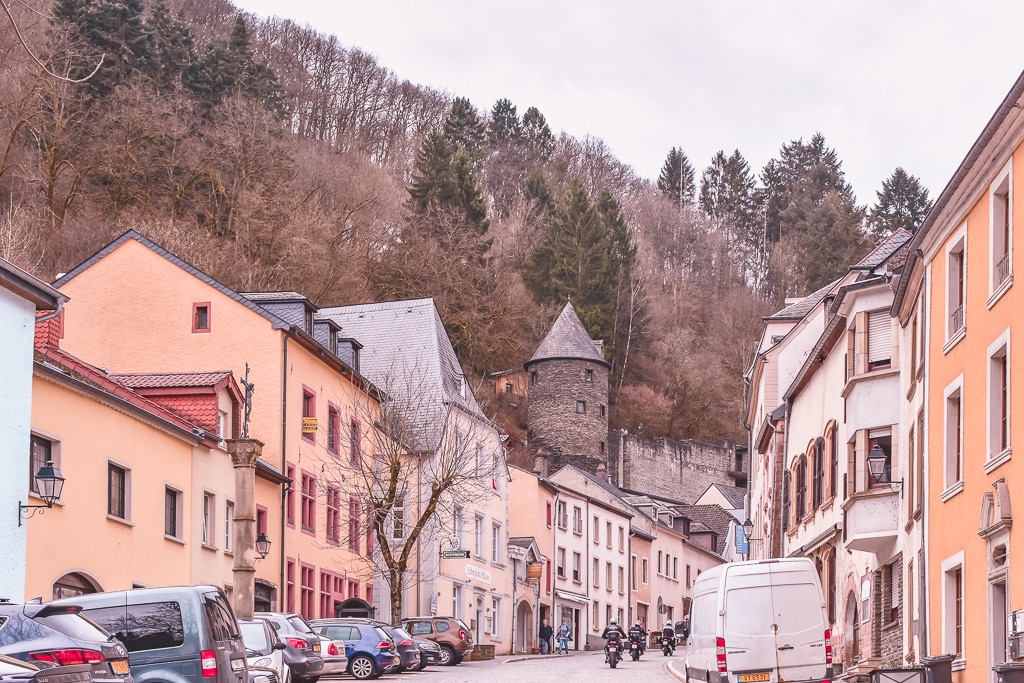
{"left": 238, "top": 619, "right": 287, "bottom": 683}
{"left": 313, "top": 636, "right": 347, "bottom": 677}
{"left": 400, "top": 617, "right": 473, "bottom": 666}
{"left": 53, "top": 585, "right": 247, "bottom": 683}
{"left": 245, "top": 667, "right": 278, "bottom": 683}
{"left": 410, "top": 637, "right": 439, "bottom": 670}
{"left": 307, "top": 620, "right": 398, "bottom": 680}
{"left": 252, "top": 614, "right": 321, "bottom": 683}
{"left": 0, "top": 654, "right": 93, "bottom": 683}
{"left": 0, "top": 599, "right": 133, "bottom": 683}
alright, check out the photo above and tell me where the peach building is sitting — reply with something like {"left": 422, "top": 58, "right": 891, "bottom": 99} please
{"left": 892, "top": 70, "right": 1024, "bottom": 681}
{"left": 53, "top": 231, "right": 381, "bottom": 618}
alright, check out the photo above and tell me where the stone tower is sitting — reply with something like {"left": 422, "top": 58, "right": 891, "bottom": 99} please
{"left": 525, "top": 301, "right": 610, "bottom": 477}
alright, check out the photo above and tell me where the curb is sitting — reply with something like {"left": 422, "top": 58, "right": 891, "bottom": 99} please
{"left": 665, "top": 659, "right": 686, "bottom": 681}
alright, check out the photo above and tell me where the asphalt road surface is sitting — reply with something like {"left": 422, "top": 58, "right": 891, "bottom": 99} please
{"left": 357, "top": 650, "right": 683, "bottom": 682}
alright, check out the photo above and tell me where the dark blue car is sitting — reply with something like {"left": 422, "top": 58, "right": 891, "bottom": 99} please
{"left": 308, "top": 621, "right": 398, "bottom": 681}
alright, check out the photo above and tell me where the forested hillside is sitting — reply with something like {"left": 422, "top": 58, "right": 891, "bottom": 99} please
{"left": 0, "top": 0, "right": 933, "bottom": 453}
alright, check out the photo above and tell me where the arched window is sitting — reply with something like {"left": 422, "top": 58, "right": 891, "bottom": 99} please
{"left": 795, "top": 455, "right": 807, "bottom": 520}
{"left": 826, "top": 547, "right": 837, "bottom": 624}
{"left": 782, "top": 469, "right": 791, "bottom": 532}
{"left": 53, "top": 572, "right": 101, "bottom": 600}
{"left": 828, "top": 423, "right": 839, "bottom": 498}
{"left": 812, "top": 437, "right": 825, "bottom": 508}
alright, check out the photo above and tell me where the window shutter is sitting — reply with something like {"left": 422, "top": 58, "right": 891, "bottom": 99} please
{"left": 868, "top": 311, "right": 891, "bottom": 364}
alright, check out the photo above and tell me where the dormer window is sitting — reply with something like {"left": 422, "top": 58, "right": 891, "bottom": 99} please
{"left": 193, "top": 303, "right": 211, "bottom": 333}
{"left": 304, "top": 309, "right": 314, "bottom": 333}
{"left": 457, "top": 376, "right": 466, "bottom": 398}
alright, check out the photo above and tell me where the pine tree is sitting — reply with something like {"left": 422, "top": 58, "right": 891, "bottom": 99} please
{"left": 657, "top": 147, "right": 696, "bottom": 207}
{"left": 521, "top": 106, "right": 555, "bottom": 162}
{"left": 488, "top": 98, "right": 521, "bottom": 146}
{"left": 146, "top": 0, "right": 196, "bottom": 93}
{"left": 443, "top": 97, "right": 486, "bottom": 164}
{"left": 700, "top": 149, "right": 763, "bottom": 291}
{"left": 868, "top": 167, "right": 932, "bottom": 239}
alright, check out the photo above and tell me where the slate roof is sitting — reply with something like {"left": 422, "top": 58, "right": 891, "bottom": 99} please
{"left": 854, "top": 228, "right": 913, "bottom": 270}
{"left": 704, "top": 483, "right": 747, "bottom": 509}
{"left": 526, "top": 301, "right": 609, "bottom": 368}
{"left": 508, "top": 537, "right": 534, "bottom": 548}
{"left": 318, "top": 298, "right": 488, "bottom": 452}
{"left": 240, "top": 291, "right": 307, "bottom": 302}
{"left": 676, "top": 504, "right": 735, "bottom": 555}
{"left": 764, "top": 279, "right": 840, "bottom": 321}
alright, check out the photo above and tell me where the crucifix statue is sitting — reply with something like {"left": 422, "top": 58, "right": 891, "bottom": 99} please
{"left": 240, "top": 363, "right": 255, "bottom": 439}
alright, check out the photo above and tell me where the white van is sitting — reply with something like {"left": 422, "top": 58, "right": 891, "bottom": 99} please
{"left": 681, "top": 558, "right": 832, "bottom": 683}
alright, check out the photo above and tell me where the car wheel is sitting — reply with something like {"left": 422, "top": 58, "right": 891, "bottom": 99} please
{"left": 453, "top": 654, "right": 465, "bottom": 665}
{"left": 416, "top": 654, "right": 427, "bottom": 672}
{"left": 348, "top": 655, "right": 377, "bottom": 681}
{"left": 438, "top": 645, "right": 456, "bottom": 666}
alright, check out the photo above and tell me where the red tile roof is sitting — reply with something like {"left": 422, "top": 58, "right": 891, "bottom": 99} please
{"left": 114, "top": 372, "right": 234, "bottom": 389}
{"left": 33, "top": 312, "right": 63, "bottom": 349}
{"left": 113, "top": 372, "right": 241, "bottom": 434}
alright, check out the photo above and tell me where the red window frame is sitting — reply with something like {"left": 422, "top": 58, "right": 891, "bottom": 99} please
{"left": 300, "top": 563, "right": 315, "bottom": 620}
{"left": 326, "top": 486, "right": 340, "bottom": 545}
{"left": 301, "top": 471, "right": 316, "bottom": 535}
{"left": 349, "top": 419, "right": 361, "bottom": 466}
{"left": 327, "top": 404, "right": 341, "bottom": 455}
{"left": 301, "top": 386, "right": 316, "bottom": 444}
{"left": 348, "top": 497, "right": 361, "bottom": 555}
{"left": 192, "top": 302, "right": 211, "bottom": 333}
{"left": 285, "top": 465, "right": 296, "bottom": 528}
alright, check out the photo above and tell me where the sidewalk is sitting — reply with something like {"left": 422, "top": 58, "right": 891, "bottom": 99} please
{"left": 501, "top": 649, "right": 598, "bottom": 663}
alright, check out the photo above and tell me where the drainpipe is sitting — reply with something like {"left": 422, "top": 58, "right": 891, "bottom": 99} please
{"left": 279, "top": 336, "right": 289, "bottom": 607}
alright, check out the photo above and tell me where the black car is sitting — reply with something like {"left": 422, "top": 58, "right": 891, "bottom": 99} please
{"left": 410, "top": 637, "right": 439, "bottom": 670}
{"left": 253, "top": 614, "right": 322, "bottom": 683}
{"left": 0, "top": 655, "right": 93, "bottom": 683}
{"left": 0, "top": 600, "right": 132, "bottom": 683}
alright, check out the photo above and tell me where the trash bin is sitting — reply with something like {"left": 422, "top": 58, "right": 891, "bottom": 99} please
{"left": 994, "top": 662, "right": 1024, "bottom": 683}
{"left": 921, "top": 654, "right": 955, "bottom": 683}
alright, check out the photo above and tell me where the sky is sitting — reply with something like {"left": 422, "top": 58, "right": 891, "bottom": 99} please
{"left": 232, "top": 0, "right": 1024, "bottom": 206}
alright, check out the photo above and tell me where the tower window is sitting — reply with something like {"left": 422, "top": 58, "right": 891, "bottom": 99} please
{"left": 530, "top": 371, "right": 538, "bottom": 385}
{"left": 576, "top": 401, "right": 586, "bottom": 413}
{"left": 600, "top": 405, "right": 606, "bottom": 417}
{"left": 600, "top": 441, "right": 605, "bottom": 453}
{"left": 585, "top": 369, "right": 593, "bottom": 382}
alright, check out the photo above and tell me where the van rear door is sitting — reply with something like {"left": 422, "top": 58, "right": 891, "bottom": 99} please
{"left": 722, "top": 573, "right": 780, "bottom": 681}
{"left": 768, "top": 564, "right": 828, "bottom": 682}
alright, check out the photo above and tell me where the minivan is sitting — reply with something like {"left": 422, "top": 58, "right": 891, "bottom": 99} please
{"left": 53, "top": 586, "right": 247, "bottom": 683}
{"left": 681, "top": 558, "right": 832, "bottom": 683}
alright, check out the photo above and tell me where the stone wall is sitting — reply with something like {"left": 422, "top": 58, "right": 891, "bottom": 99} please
{"left": 876, "top": 555, "right": 904, "bottom": 666}
{"left": 526, "top": 359, "right": 609, "bottom": 476}
{"left": 610, "top": 431, "right": 743, "bottom": 503}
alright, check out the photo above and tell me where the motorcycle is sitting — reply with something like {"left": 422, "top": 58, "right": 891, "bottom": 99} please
{"left": 629, "top": 634, "right": 642, "bottom": 661}
{"left": 604, "top": 637, "right": 623, "bottom": 669}
{"left": 659, "top": 634, "right": 675, "bottom": 656}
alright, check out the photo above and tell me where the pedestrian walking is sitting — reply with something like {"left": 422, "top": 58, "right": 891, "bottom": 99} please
{"left": 556, "top": 618, "right": 571, "bottom": 654}
{"left": 539, "top": 618, "right": 553, "bottom": 654}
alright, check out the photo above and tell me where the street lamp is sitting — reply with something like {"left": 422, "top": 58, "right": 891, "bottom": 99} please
{"left": 740, "top": 519, "right": 762, "bottom": 560}
{"left": 255, "top": 532, "right": 272, "bottom": 560}
{"left": 866, "top": 444, "right": 903, "bottom": 496}
{"left": 19, "top": 460, "right": 65, "bottom": 526}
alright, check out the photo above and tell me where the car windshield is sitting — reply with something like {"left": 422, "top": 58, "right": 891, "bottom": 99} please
{"left": 392, "top": 628, "right": 412, "bottom": 641}
{"left": 287, "top": 616, "right": 315, "bottom": 635}
{"left": 36, "top": 612, "right": 111, "bottom": 642}
{"left": 240, "top": 623, "right": 270, "bottom": 652}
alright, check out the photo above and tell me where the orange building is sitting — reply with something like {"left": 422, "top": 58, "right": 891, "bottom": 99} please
{"left": 893, "top": 70, "right": 1024, "bottom": 680}
{"left": 54, "top": 231, "right": 382, "bottom": 618}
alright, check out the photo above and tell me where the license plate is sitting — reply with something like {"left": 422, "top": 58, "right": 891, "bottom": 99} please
{"left": 231, "top": 659, "right": 246, "bottom": 671}
{"left": 738, "top": 674, "right": 770, "bottom": 682}
{"left": 312, "top": 643, "right": 321, "bottom": 653}
{"left": 111, "top": 661, "right": 130, "bottom": 675}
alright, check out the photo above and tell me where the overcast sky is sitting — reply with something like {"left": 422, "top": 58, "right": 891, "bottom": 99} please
{"left": 234, "top": 0, "right": 1024, "bottom": 206}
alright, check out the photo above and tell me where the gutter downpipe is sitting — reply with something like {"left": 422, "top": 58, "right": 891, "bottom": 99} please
{"left": 781, "top": 397, "right": 792, "bottom": 558}
{"left": 551, "top": 489, "right": 560, "bottom": 646}
{"left": 280, "top": 335, "right": 289, "bottom": 608}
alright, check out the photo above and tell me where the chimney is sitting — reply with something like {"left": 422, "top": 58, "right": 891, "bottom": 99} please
{"left": 533, "top": 448, "right": 550, "bottom": 478}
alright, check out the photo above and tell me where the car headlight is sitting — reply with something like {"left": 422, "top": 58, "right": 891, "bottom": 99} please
{"left": 253, "top": 675, "right": 270, "bottom": 683}
{"left": 254, "top": 658, "right": 272, "bottom": 668}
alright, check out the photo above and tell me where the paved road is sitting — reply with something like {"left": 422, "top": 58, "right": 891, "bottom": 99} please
{"left": 356, "top": 650, "right": 685, "bottom": 682}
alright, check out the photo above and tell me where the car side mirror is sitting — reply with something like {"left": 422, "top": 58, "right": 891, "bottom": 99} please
{"left": 273, "top": 642, "right": 287, "bottom": 651}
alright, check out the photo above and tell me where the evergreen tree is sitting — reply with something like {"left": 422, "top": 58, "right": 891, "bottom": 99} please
{"left": 146, "top": 0, "right": 196, "bottom": 93}
{"left": 657, "top": 147, "right": 696, "bottom": 207}
{"left": 443, "top": 97, "right": 486, "bottom": 164}
{"left": 521, "top": 106, "right": 555, "bottom": 162}
{"left": 868, "top": 167, "right": 932, "bottom": 239}
{"left": 700, "top": 149, "right": 763, "bottom": 291}
{"left": 406, "top": 131, "right": 488, "bottom": 247}
{"left": 488, "top": 98, "right": 522, "bottom": 146}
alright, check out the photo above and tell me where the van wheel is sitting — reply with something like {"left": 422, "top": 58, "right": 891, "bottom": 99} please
{"left": 348, "top": 655, "right": 376, "bottom": 680}
{"left": 438, "top": 645, "right": 457, "bottom": 666}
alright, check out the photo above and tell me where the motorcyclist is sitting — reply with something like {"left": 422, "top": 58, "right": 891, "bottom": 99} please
{"left": 661, "top": 621, "right": 676, "bottom": 654}
{"left": 601, "top": 619, "right": 626, "bottom": 661}
{"left": 628, "top": 619, "right": 647, "bottom": 655}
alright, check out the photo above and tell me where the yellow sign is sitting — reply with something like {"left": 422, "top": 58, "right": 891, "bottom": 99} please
{"left": 302, "top": 417, "right": 318, "bottom": 433}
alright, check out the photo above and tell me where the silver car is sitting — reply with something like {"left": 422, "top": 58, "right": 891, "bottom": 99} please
{"left": 315, "top": 637, "right": 347, "bottom": 677}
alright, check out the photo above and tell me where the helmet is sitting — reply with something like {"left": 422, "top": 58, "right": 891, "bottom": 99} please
{"left": 665, "top": 622, "right": 672, "bottom": 629}
{"left": 609, "top": 619, "right": 617, "bottom": 626}
{"left": 635, "top": 620, "right": 641, "bottom": 626}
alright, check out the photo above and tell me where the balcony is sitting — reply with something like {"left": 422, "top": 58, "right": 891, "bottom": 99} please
{"left": 842, "top": 489, "right": 899, "bottom": 555}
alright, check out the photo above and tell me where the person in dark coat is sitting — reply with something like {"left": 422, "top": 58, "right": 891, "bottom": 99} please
{"left": 539, "top": 618, "right": 553, "bottom": 654}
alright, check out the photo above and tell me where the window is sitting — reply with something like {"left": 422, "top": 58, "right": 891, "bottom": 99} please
{"left": 557, "top": 501, "right": 567, "bottom": 529}
{"left": 606, "top": 521, "right": 612, "bottom": 548}
{"left": 988, "top": 332, "right": 1011, "bottom": 460}
{"left": 576, "top": 400, "right": 586, "bottom": 414}
{"left": 794, "top": 455, "right": 807, "bottom": 519}
{"left": 885, "top": 562, "right": 900, "bottom": 624}
{"left": 164, "top": 487, "right": 181, "bottom": 538}
{"left": 327, "top": 405, "right": 340, "bottom": 454}
{"left": 492, "top": 523, "right": 502, "bottom": 563}
{"left": 943, "top": 560, "right": 964, "bottom": 658}
{"left": 991, "top": 162, "right": 1012, "bottom": 293}
{"left": 631, "top": 555, "right": 638, "bottom": 590}
{"left": 348, "top": 497, "right": 361, "bottom": 554}
{"left": 349, "top": 419, "right": 361, "bottom": 465}
{"left": 301, "top": 388, "right": 316, "bottom": 443}
{"left": 530, "top": 371, "right": 538, "bottom": 385}
{"left": 782, "top": 469, "right": 791, "bottom": 532}
{"left": 585, "top": 368, "right": 593, "bottom": 382}
{"left": 606, "top": 604, "right": 612, "bottom": 627}
{"left": 827, "top": 548, "right": 837, "bottom": 624}
{"left": 192, "top": 302, "right": 211, "bottom": 333}
{"left": 108, "top": 463, "right": 129, "bottom": 520}
{"left": 618, "top": 526, "right": 624, "bottom": 552}
{"left": 828, "top": 423, "right": 839, "bottom": 499}
{"left": 593, "top": 515, "right": 600, "bottom": 543}
{"left": 592, "top": 601, "right": 600, "bottom": 630}
{"left": 300, "top": 564, "right": 314, "bottom": 620}
{"left": 453, "top": 505, "right": 464, "bottom": 549}
{"left": 673, "top": 557, "right": 678, "bottom": 580}
{"left": 556, "top": 547, "right": 565, "bottom": 578}
{"left": 392, "top": 498, "right": 404, "bottom": 541}
{"left": 605, "top": 562, "right": 612, "bottom": 591}
{"left": 617, "top": 566, "right": 624, "bottom": 594}
{"left": 593, "top": 558, "right": 600, "bottom": 587}
{"left": 812, "top": 438, "right": 824, "bottom": 508}
{"left": 546, "top": 502, "right": 552, "bottom": 527}
{"left": 686, "top": 564, "right": 691, "bottom": 588}
{"left": 642, "top": 558, "right": 648, "bottom": 584}
{"left": 658, "top": 550, "right": 663, "bottom": 575}
{"left": 285, "top": 465, "right": 295, "bottom": 526}
{"left": 202, "top": 492, "right": 214, "bottom": 545}
{"left": 867, "top": 433, "right": 893, "bottom": 490}
{"left": 572, "top": 552, "right": 581, "bottom": 582}
{"left": 256, "top": 506, "right": 268, "bottom": 536}
{"left": 572, "top": 506, "right": 583, "bottom": 534}
{"left": 224, "top": 501, "right": 234, "bottom": 552}
{"left": 301, "top": 472, "right": 315, "bottom": 533}
{"left": 946, "top": 231, "right": 967, "bottom": 341}
{"left": 945, "top": 378, "right": 964, "bottom": 490}
{"left": 866, "top": 310, "right": 892, "bottom": 371}
{"left": 490, "top": 597, "right": 500, "bottom": 637}
{"left": 504, "top": 382, "right": 513, "bottom": 393}
{"left": 326, "top": 487, "right": 340, "bottom": 544}
{"left": 29, "top": 434, "right": 60, "bottom": 497}
{"left": 474, "top": 515, "right": 484, "bottom": 557}
{"left": 286, "top": 560, "right": 295, "bottom": 612}
{"left": 915, "top": 410, "right": 925, "bottom": 513}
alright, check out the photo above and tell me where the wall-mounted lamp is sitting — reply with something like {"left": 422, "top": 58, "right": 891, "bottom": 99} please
{"left": 866, "top": 444, "right": 903, "bottom": 497}
{"left": 741, "top": 519, "right": 762, "bottom": 542}
{"left": 19, "top": 460, "right": 65, "bottom": 526}
{"left": 255, "top": 532, "right": 272, "bottom": 560}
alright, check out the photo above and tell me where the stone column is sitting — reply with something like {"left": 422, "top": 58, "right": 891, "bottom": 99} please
{"left": 226, "top": 438, "right": 264, "bottom": 620}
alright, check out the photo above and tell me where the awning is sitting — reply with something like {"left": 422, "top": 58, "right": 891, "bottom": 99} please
{"left": 555, "top": 590, "right": 590, "bottom": 605}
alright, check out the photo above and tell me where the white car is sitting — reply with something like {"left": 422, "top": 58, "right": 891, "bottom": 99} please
{"left": 240, "top": 618, "right": 290, "bottom": 683}
{"left": 317, "top": 636, "right": 349, "bottom": 676}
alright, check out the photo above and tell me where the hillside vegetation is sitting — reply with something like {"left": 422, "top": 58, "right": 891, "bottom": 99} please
{"left": 0, "top": 0, "right": 932, "bottom": 452}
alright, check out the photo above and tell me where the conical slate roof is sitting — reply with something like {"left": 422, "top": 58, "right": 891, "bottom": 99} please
{"left": 526, "top": 301, "right": 610, "bottom": 368}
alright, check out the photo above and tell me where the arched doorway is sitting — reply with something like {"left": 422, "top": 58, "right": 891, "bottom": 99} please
{"left": 516, "top": 600, "right": 533, "bottom": 653}
{"left": 52, "top": 572, "right": 101, "bottom": 600}
{"left": 336, "top": 597, "right": 374, "bottom": 619}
